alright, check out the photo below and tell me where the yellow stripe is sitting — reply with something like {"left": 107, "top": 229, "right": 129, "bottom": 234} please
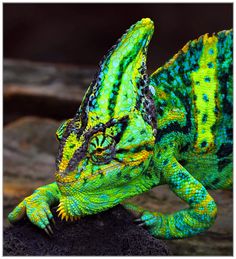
{"left": 122, "top": 149, "right": 153, "bottom": 166}
{"left": 191, "top": 34, "right": 218, "bottom": 152}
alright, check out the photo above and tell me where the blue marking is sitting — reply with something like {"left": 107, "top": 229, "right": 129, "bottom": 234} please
{"left": 100, "top": 194, "right": 109, "bottom": 200}
{"left": 207, "top": 62, "right": 214, "bottom": 68}
{"left": 203, "top": 94, "right": 209, "bottom": 102}
{"left": 208, "top": 48, "right": 214, "bottom": 55}
{"left": 204, "top": 76, "right": 211, "bottom": 82}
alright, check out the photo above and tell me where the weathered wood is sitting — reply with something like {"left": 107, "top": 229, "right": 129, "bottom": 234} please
{"left": 4, "top": 59, "right": 96, "bottom": 124}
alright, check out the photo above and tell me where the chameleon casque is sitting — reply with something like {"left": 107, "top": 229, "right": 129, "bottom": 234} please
{"left": 8, "top": 18, "right": 232, "bottom": 239}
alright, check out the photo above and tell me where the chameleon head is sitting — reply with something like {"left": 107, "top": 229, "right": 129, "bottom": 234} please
{"left": 54, "top": 18, "right": 157, "bottom": 221}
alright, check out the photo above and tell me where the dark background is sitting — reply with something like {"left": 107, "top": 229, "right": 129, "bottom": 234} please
{"left": 4, "top": 3, "right": 233, "bottom": 72}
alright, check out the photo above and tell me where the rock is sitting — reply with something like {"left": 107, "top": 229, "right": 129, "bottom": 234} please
{"left": 3, "top": 205, "right": 170, "bottom": 256}
{"left": 4, "top": 59, "right": 96, "bottom": 124}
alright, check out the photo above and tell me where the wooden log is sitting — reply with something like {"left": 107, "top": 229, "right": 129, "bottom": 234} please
{"left": 4, "top": 59, "right": 96, "bottom": 124}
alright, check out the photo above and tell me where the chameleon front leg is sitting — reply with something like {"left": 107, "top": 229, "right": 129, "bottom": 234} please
{"left": 8, "top": 182, "right": 61, "bottom": 234}
{"left": 125, "top": 158, "right": 217, "bottom": 239}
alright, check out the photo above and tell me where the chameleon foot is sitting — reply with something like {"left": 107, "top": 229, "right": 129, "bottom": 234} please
{"left": 134, "top": 218, "right": 147, "bottom": 227}
{"left": 8, "top": 194, "right": 55, "bottom": 232}
{"left": 51, "top": 218, "right": 56, "bottom": 226}
{"left": 136, "top": 211, "right": 160, "bottom": 228}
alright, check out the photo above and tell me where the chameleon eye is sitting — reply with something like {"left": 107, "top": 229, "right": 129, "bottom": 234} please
{"left": 88, "top": 133, "right": 116, "bottom": 165}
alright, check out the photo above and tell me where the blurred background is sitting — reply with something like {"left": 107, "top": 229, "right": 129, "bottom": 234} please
{"left": 4, "top": 3, "right": 233, "bottom": 70}
{"left": 3, "top": 3, "right": 233, "bottom": 256}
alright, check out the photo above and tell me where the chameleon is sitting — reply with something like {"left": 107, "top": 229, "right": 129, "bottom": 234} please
{"left": 8, "top": 18, "right": 232, "bottom": 239}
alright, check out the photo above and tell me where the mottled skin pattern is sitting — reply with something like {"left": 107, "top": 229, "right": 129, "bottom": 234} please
{"left": 8, "top": 18, "right": 232, "bottom": 239}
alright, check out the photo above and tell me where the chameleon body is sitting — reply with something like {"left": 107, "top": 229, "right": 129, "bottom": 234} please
{"left": 8, "top": 18, "right": 232, "bottom": 239}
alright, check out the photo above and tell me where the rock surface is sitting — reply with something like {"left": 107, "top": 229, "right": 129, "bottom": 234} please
{"left": 4, "top": 205, "right": 170, "bottom": 256}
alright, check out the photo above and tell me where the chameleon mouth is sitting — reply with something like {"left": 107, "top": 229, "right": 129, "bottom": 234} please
{"left": 55, "top": 163, "right": 86, "bottom": 185}
{"left": 55, "top": 174, "right": 78, "bottom": 185}
{"left": 55, "top": 161, "right": 122, "bottom": 186}
{"left": 56, "top": 154, "right": 151, "bottom": 185}
{"left": 57, "top": 179, "right": 77, "bottom": 185}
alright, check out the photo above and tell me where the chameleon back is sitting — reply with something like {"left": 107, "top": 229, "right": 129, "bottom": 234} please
{"left": 150, "top": 30, "right": 233, "bottom": 189}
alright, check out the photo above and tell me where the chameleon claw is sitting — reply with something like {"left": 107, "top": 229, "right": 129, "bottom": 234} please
{"left": 44, "top": 227, "right": 51, "bottom": 236}
{"left": 138, "top": 222, "right": 146, "bottom": 227}
{"left": 47, "top": 224, "right": 54, "bottom": 235}
{"left": 134, "top": 218, "right": 143, "bottom": 222}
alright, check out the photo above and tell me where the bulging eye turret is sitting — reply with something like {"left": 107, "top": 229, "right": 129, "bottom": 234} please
{"left": 88, "top": 133, "right": 116, "bottom": 165}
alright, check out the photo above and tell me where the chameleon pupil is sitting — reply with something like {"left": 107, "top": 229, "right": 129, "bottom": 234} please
{"left": 89, "top": 134, "right": 116, "bottom": 164}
